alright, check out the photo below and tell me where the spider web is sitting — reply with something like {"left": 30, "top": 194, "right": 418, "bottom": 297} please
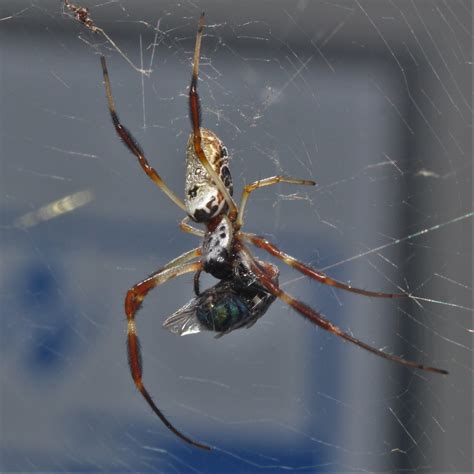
{"left": 0, "top": 0, "right": 472, "bottom": 472}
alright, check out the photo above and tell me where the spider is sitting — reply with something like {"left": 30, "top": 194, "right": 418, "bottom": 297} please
{"left": 100, "top": 13, "right": 447, "bottom": 451}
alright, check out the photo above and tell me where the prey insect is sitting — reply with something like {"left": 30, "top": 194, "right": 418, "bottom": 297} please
{"left": 100, "top": 13, "right": 447, "bottom": 451}
{"left": 164, "top": 259, "right": 279, "bottom": 337}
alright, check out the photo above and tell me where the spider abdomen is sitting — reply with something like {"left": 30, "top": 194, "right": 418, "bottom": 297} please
{"left": 185, "top": 128, "right": 233, "bottom": 222}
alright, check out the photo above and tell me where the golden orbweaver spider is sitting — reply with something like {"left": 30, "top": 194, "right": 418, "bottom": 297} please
{"left": 100, "top": 13, "right": 447, "bottom": 451}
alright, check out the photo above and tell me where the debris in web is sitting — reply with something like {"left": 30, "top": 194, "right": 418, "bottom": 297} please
{"left": 63, "top": 0, "right": 152, "bottom": 76}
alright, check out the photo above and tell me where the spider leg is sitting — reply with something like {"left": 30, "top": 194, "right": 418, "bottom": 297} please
{"left": 239, "top": 245, "right": 448, "bottom": 375}
{"left": 188, "top": 13, "right": 238, "bottom": 216}
{"left": 100, "top": 56, "right": 188, "bottom": 213}
{"left": 194, "top": 269, "right": 202, "bottom": 296}
{"left": 236, "top": 176, "right": 316, "bottom": 229}
{"left": 176, "top": 220, "right": 203, "bottom": 294}
{"left": 179, "top": 217, "right": 205, "bottom": 237}
{"left": 244, "top": 233, "right": 407, "bottom": 298}
{"left": 160, "top": 246, "right": 202, "bottom": 271}
{"left": 125, "top": 253, "right": 211, "bottom": 450}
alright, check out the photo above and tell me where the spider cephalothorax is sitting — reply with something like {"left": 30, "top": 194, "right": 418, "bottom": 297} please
{"left": 201, "top": 215, "right": 234, "bottom": 279}
{"left": 100, "top": 13, "right": 447, "bottom": 452}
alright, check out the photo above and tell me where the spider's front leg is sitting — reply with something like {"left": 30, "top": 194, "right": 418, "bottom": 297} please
{"left": 124, "top": 249, "right": 211, "bottom": 450}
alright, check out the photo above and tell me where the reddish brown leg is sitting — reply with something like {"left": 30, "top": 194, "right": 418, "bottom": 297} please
{"left": 100, "top": 56, "right": 187, "bottom": 213}
{"left": 125, "top": 255, "right": 211, "bottom": 450}
{"left": 244, "top": 233, "right": 407, "bottom": 298}
{"left": 239, "top": 245, "right": 448, "bottom": 375}
{"left": 188, "top": 13, "right": 238, "bottom": 216}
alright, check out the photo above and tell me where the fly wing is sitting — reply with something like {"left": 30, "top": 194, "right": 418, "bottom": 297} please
{"left": 163, "top": 298, "right": 206, "bottom": 336}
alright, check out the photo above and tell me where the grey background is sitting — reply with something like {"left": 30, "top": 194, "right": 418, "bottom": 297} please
{"left": 0, "top": 0, "right": 472, "bottom": 472}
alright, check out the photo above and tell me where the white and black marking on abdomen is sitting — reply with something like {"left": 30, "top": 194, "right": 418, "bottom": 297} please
{"left": 184, "top": 128, "right": 233, "bottom": 222}
{"left": 202, "top": 215, "right": 233, "bottom": 279}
